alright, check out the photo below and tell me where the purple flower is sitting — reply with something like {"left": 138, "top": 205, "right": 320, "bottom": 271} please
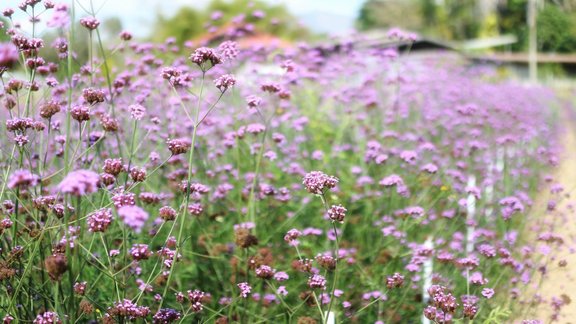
{"left": 233, "top": 222, "right": 255, "bottom": 231}
{"left": 87, "top": 208, "right": 113, "bottom": 232}
{"left": 308, "top": 274, "right": 327, "bottom": 290}
{"left": 214, "top": 74, "right": 236, "bottom": 92}
{"left": 129, "top": 104, "right": 146, "bottom": 120}
{"left": 0, "top": 43, "right": 18, "bottom": 69}
{"left": 481, "top": 288, "right": 494, "bottom": 299}
{"left": 8, "top": 169, "right": 39, "bottom": 189}
{"left": 327, "top": 204, "right": 347, "bottom": 223}
{"left": 108, "top": 299, "right": 150, "bottom": 318}
{"left": 399, "top": 150, "right": 418, "bottom": 164}
{"left": 117, "top": 205, "right": 149, "bottom": 233}
{"left": 284, "top": 228, "right": 302, "bottom": 245}
{"left": 246, "top": 95, "right": 262, "bottom": 108}
{"left": 273, "top": 271, "right": 289, "bottom": 282}
{"left": 217, "top": 41, "right": 238, "bottom": 61}
{"left": 153, "top": 308, "right": 181, "bottom": 323}
{"left": 187, "top": 289, "right": 206, "bottom": 313}
{"left": 421, "top": 163, "right": 438, "bottom": 174}
{"left": 79, "top": 17, "right": 99, "bottom": 30}
{"left": 189, "top": 47, "right": 221, "bottom": 71}
{"left": 237, "top": 282, "right": 251, "bottom": 298}
{"left": 33, "top": 311, "right": 61, "bottom": 324}
{"left": 167, "top": 138, "right": 190, "bottom": 156}
{"left": 379, "top": 174, "right": 404, "bottom": 187}
{"left": 302, "top": 171, "right": 339, "bottom": 195}
{"left": 469, "top": 272, "right": 488, "bottom": 285}
{"left": 58, "top": 170, "right": 100, "bottom": 196}
{"left": 404, "top": 206, "right": 425, "bottom": 218}
{"left": 386, "top": 273, "right": 405, "bottom": 289}
{"left": 130, "top": 244, "right": 152, "bottom": 260}
{"left": 255, "top": 265, "right": 275, "bottom": 279}
{"left": 463, "top": 302, "right": 478, "bottom": 319}
{"left": 499, "top": 196, "right": 525, "bottom": 220}
{"left": 277, "top": 285, "right": 288, "bottom": 296}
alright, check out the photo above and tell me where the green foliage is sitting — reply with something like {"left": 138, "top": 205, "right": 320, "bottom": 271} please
{"left": 102, "top": 17, "right": 123, "bottom": 37}
{"left": 356, "top": 0, "right": 576, "bottom": 54}
{"left": 152, "top": 7, "right": 205, "bottom": 45}
{"left": 443, "top": 0, "right": 480, "bottom": 40}
{"left": 0, "top": 17, "right": 8, "bottom": 42}
{"left": 356, "top": 0, "right": 479, "bottom": 40}
{"left": 420, "top": 0, "right": 437, "bottom": 26}
{"left": 537, "top": 4, "right": 576, "bottom": 52}
{"left": 356, "top": 0, "right": 424, "bottom": 31}
{"left": 151, "top": 0, "right": 308, "bottom": 45}
{"left": 498, "top": 1, "right": 576, "bottom": 53}
{"left": 483, "top": 306, "right": 512, "bottom": 323}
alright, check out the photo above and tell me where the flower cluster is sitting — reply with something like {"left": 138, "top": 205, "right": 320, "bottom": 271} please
{"left": 58, "top": 170, "right": 100, "bottom": 196}
{"left": 302, "top": 171, "right": 339, "bottom": 195}
{"left": 87, "top": 208, "right": 113, "bottom": 232}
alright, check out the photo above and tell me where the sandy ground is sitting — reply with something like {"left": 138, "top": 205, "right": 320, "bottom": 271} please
{"left": 523, "top": 108, "right": 576, "bottom": 323}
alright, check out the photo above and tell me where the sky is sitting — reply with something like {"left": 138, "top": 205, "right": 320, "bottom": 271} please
{"left": 96, "top": 0, "right": 363, "bottom": 36}
{"left": 68, "top": 0, "right": 365, "bottom": 36}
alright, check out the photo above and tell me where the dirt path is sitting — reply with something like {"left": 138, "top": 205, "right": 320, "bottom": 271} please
{"left": 524, "top": 107, "right": 576, "bottom": 323}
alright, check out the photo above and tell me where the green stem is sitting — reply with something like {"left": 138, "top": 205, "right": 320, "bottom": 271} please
{"left": 159, "top": 74, "right": 205, "bottom": 309}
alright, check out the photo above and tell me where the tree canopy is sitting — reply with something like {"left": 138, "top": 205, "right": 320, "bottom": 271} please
{"left": 356, "top": 0, "right": 576, "bottom": 53}
{"left": 151, "top": 0, "right": 308, "bottom": 45}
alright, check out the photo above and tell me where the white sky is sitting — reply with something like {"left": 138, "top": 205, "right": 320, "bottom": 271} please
{"left": 5, "top": 0, "right": 364, "bottom": 37}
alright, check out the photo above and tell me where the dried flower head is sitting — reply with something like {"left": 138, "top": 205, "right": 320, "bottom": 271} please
{"left": 39, "top": 100, "right": 61, "bottom": 119}
{"left": 44, "top": 254, "right": 68, "bottom": 281}
{"left": 82, "top": 87, "right": 105, "bottom": 105}
{"left": 167, "top": 138, "right": 190, "bottom": 156}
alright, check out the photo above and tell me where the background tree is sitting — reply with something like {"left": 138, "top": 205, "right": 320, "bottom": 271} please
{"left": 357, "top": 0, "right": 576, "bottom": 53}
{"left": 536, "top": 4, "right": 576, "bottom": 52}
{"left": 356, "top": 0, "right": 424, "bottom": 32}
{"left": 151, "top": 0, "right": 308, "bottom": 45}
{"left": 152, "top": 7, "right": 205, "bottom": 44}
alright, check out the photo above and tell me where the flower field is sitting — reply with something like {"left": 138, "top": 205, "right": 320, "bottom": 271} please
{"left": 0, "top": 1, "right": 570, "bottom": 323}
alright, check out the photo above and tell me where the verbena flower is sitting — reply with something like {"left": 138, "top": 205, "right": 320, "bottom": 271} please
{"left": 237, "top": 282, "right": 251, "bottom": 298}
{"left": 307, "top": 274, "right": 327, "bottom": 290}
{"left": 214, "top": 74, "right": 236, "bottom": 92}
{"left": 117, "top": 205, "right": 149, "bottom": 233}
{"left": 7, "top": 169, "right": 39, "bottom": 189}
{"left": 327, "top": 204, "right": 347, "bottom": 223}
{"left": 79, "top": 17, "right": 99, "bottom": 30}
{"left": 87, "top": 208, "right": 113, "bottom": 232}
{"left": 58, "top": 170, "right": 100, "bottom": 196}
{"left": 302, "top": 171, "right": 338, "bottom": 195}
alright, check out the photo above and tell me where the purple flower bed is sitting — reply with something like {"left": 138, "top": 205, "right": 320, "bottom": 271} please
{"left": 0, "top": 1, "right": 567, "bottom": 323}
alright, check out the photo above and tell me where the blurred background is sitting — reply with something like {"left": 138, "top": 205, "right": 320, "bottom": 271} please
{"left": 8, "top": 0, "right": 576, "bottom": 81}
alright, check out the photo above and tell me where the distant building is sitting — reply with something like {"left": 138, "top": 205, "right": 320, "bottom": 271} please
{"left": 192, "top": 22, "right": 292, "bottom": 49}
